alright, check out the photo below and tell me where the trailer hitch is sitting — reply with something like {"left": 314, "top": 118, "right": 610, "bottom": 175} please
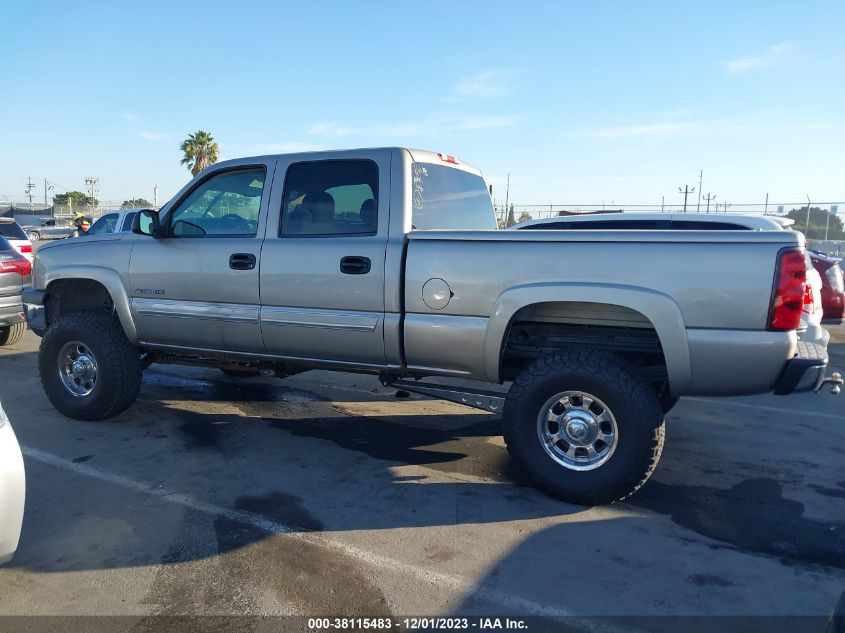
{"left": 816, "top": 371, "right": 843, "bottom": 395}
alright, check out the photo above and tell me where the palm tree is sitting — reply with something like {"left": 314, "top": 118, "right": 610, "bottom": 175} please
{"left": 180, "top": 130, "right": 219, "bottom": 176}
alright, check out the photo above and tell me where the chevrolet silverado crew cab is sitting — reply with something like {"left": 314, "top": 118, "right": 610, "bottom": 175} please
{"left": 22, "top": 148, "right": 842, "bottom": 504}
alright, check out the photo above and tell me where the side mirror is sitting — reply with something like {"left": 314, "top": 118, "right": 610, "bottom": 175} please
{"left": 132, "top": 209, "right": 163, "bottom": 237}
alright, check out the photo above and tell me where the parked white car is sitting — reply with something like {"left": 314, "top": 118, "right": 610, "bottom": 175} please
{"left": 513, "top": 212, "right": 827, "bottom": 346}
{"left": 0, "top": 401, "right": 25, "bottom": 564}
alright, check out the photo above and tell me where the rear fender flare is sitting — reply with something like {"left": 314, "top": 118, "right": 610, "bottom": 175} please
{"left": 483, "top": 282, "right": 691, "bottom": 393}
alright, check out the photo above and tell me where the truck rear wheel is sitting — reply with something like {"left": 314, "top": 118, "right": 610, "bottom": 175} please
{"left": 39, "top": 311, "right": 142, "bottom": 421}
{"left": 0, "top": 323, "right": 26, "bottom": 347}
{"left": 503, "top": 349, "right": 665, "bottom": 505}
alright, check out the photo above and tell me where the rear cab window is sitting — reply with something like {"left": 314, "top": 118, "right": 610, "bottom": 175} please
{"left": 0, "top": 221, "right": 27, "bottom": 240}
{"left": 411, "top": 163, "right": 495, "bottom": 230}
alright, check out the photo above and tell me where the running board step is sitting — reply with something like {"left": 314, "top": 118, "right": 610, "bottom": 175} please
{"left": 383, "top": 379, "right": 506, "bottom": 413}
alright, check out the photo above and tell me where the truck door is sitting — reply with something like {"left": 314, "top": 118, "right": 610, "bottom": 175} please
{"left": 260, "top": 155, "right": 389, "bottom": 366}
{"left": 128, "top": 160, "right": 275, "bottom": 353}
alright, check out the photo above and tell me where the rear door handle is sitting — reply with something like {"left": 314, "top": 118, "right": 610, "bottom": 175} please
{"left": 229, "top": 253, "right": 256, "bottom": 270}
{"left": 340, "top": 256, "right": 371, "bottom": 275}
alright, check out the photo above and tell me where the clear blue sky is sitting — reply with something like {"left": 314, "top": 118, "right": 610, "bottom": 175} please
{"left": 2, "top": 0, "right": 843, "bottom": 208}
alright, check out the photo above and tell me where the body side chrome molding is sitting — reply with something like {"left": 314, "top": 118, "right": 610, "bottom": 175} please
{"left": 132, "top": 298, "right": 260, "bottom": 324}
{"left": 260, "top": 306, "right": 380, "bottom": 332}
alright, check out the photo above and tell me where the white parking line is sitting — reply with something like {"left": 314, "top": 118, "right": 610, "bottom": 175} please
{"left": 21, "top": 445, "right": 623, "bottom": 629}
{"left": 683, "top": 398, "right": 844, "bottom": 421}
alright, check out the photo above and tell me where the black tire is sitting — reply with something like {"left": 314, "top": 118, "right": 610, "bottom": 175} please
{"left": 503, "top": 348, "right": 665, "bottom": 505}
{"left": 71, "top": 229, "right": 79, "bottom": 238}
{"left": 28, "top": 232, "right": 39, "bottom": 242}
{"left": 0, "top": 322, "right": 26, "bottom": 346}
{"left": 220, "top": 366, "right": 261, "bottom": 378}
{"left": 39, "top": 311, "right": 142, "bottom": 421}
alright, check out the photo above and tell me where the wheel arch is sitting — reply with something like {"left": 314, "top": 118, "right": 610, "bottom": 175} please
{"left": 43, "top": 265, "right": 138, "bottom": 344}
{"left": 483, "top": 283, "right": 691, "bottom": 394}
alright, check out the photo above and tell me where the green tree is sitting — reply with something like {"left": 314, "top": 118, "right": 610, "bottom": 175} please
{"left": 53, "top": 191, "right": 96, "bottom": 207}
{"left": 787, "top": 206, "right": 844, "bottom": 240}
{"left": 121, "top": 198, "right": 152, "bottom": 208}
{"left": 180, "top": 130, "right": 219, "bottom": 176}
{"left": 506, "top": 204, "right": 516, "bottom": 228}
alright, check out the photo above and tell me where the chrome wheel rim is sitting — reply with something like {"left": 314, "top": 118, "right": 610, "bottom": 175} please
{"left": 58, "top": 341, "right": 98, "bottom": 397}
{"left": 536, "top": 391, "right": 618, "bottom": 471}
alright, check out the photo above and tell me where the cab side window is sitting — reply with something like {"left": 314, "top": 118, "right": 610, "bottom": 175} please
{"left": 169, "top": 168, "right": 265, "bottom": 237}
{"left": 280, "top": 160, "right": 378, "bottom": 236}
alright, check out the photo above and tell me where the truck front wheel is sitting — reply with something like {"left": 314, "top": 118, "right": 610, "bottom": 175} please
{"left": 39, "top": 311, "right": 142, "bottom": 421}
{"left": 503, "top": 349, "right": 665, "bottom": 505}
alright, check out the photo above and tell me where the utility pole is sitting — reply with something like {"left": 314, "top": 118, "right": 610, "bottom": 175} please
{"left": 703, "top": 193, "right": 716, "bottom": 213}
{"left": 805, "top": 195, "right": 812, "bottom": 238}
{"left": 697, "top": 170, "right": 703, "bottom": 212}
{"left": 678, "top": 185, "right": 695, "bottom": 213}
{"left": 825, "top": 207, "right": 831, "bottom": 240}
{"left": 661, "top": 196, "right": 664, "bottom": 213}
{"left": 504, "top": 174, "right": 510, "bottom": 219}
{"left": 764, "top": 192, "right": 769, "bottom": 215}
{"left": 153, "top": 184, "right": 158, "bottom": 208}
{"left": 25, "top": 178, "right": 36, "bottom": 211}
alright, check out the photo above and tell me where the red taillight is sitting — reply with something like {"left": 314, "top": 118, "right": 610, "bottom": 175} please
{"left": 0, "top": 258, "right": 31, "bottom": 277}
{"left": 768, "top": 249, "right": 807, "bottom": 331}
{"left": 20, "top": 245, "right": 32, "bottom": 253}
{"left": 437, "top": 152, "right": 459, "bottom": 164}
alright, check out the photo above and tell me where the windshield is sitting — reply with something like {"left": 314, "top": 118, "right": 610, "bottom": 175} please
{"left": 411, "top": 163, "right": 495, "bottom": 230}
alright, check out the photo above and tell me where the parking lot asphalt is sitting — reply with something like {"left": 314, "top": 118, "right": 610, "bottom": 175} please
{"left": 0, "top": 328, "right": 843, "bottom": 623}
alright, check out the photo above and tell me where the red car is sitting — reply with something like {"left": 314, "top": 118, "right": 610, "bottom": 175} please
{"left": 809, "top": 251, "right": 845, "bottom": 324}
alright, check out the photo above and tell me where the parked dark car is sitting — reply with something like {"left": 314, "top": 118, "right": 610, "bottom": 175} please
{"left": 0, "top": 235, "right": 31, "bottom": 346}
{"left": 809, "top": 251, "right": 844, "bottom": 324}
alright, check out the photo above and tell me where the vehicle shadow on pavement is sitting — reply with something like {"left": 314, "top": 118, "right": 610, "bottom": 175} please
{"left": 2, "top": 359, "right": 590, "bottom": 577}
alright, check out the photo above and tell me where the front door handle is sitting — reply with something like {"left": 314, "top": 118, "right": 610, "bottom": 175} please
{"left": 340, "top": 256, "right": 371, "bottom": 275}
{"left": 229, "top": 253, "right": 256, "bottom": 270}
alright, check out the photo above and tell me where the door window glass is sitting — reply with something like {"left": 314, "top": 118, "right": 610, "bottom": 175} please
{"left": 280, "top": 160, "right": 378, "bottom": 236}
{"left": 169, "top": 168, "right": 265, "bottom": 237}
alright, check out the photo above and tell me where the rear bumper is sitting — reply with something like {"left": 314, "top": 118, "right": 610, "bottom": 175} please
{"left": 22, "top": 288, "right": 47, "bottom": 336}
{"left": 774, "top": 340, "right": 832, "bottom": 395}
{"left": 0, "top": 294, "right": 24, "bottom": 327}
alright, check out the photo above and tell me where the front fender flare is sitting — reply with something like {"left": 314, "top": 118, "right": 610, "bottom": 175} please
{"left": 43, "top": 265, "right": 138, "bottom": 344}
{"left": 482, "top": 282, "right": 691, "bottom": 394}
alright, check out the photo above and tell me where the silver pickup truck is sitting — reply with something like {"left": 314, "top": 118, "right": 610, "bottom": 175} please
{"left": 22, "top": 148, "right": 841, "bottom": 504}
